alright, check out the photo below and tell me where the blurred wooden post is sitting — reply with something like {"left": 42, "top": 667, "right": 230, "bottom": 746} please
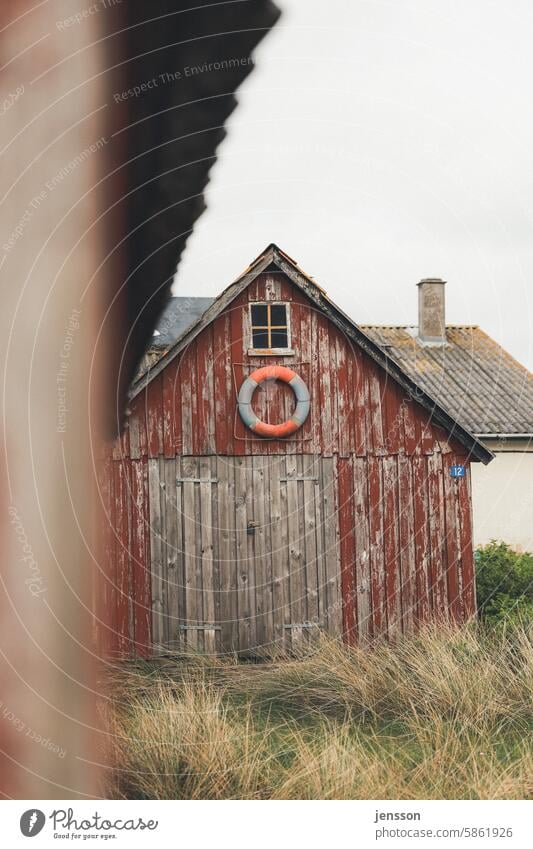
{"left": 0, "top": 0, "right": 113, "bottom": 798}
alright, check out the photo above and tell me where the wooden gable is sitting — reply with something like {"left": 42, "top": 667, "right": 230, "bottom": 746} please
{"left": 117, "top": 265, "right": 471, "bottom": 461}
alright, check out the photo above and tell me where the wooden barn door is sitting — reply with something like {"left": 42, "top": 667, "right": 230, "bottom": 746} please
{"left": 148, "top": 455, "right": 342, "bottom": 655}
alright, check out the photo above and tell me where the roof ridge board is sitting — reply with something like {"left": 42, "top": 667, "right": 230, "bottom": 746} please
{"left": 271, "top": 245, "right": 329, "bottom": 293}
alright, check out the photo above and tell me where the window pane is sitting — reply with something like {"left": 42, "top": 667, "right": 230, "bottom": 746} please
{"left": 271, "top": 328, "right": 288, "bottom": 348}
{"left": 251, "top": 304, "right": 268, "bottom": 327}
{"left": 252, "top": 328, "right": 269, "bottom": 348}
{"left": 270, "top": 304, "right": 287, "bottom": 326}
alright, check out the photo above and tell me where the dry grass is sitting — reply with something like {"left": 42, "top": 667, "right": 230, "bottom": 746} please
{"left": 101, "top": 623, "right": 533, "bottom": 800}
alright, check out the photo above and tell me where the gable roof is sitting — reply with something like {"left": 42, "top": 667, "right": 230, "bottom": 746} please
{"left": 130, "top": 244, "right": 493, "bottom": 464}
{"left": 362, "top": 326, "right": 533, "bottom": 438}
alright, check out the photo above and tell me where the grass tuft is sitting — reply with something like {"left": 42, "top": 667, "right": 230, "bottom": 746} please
{"left": 101, "top": 623, "right": 532, "bottom": 799}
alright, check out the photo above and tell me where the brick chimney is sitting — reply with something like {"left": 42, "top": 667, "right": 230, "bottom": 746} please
{"left": 417, "top": 278, "right": 446, "bottom": 344}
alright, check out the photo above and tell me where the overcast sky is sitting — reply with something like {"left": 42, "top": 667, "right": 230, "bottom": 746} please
{"left": 174, "top": 0, "right": 533, "bottom": 371}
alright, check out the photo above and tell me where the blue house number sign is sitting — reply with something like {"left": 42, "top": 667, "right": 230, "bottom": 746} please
{"left": 450, "top": 465, "right": 465, "bottom": 478}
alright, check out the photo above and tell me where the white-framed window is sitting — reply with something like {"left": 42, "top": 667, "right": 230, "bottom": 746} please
{"left": 249, "top": 302, "right": 292, "bottom": 352}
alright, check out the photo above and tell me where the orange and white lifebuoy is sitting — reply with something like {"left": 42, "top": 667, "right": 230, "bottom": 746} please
{"left": 238, "top": 365, "right": 310, "bottom": 438}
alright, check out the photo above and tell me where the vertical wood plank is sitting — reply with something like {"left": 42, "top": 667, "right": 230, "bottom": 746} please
{"left": 398, "top": 453, "right": 416, "bottom": 635}
{"left": 420, "top": 410, "right": 435, "bottom": 455}
{"left": 402, "top": 397, "right": 418, "bottom": 456}
{"left": 314, "top": 458, "right": 327, "bottom": 631}
{"left": 303, "top": 457, "right": 319, "bottom": 640}
{"left": 129, "top": 414, "right": 141, "bottom": 460}
{"left": 252, "top": 456, "right": 268, "bottom": 650}
{"left": 164, "top": 457, "right": 179, "bottom": 651}
{"left": 115, "top": 460, "right": 133, "bottom": 656}
{"left": 245, "top": 457, "right": 258, "bottom": 648}
{"left": 146, "top": 375, "right": 163, "bottom": 458}
{"left": 193, "top": 459, "right": 205, "bottom": 652}
{"left": 335, "top": 331, "right": 350, "bottom": 458}
{"left": 235, "top": 456, "right": 250, "bottom": 651}
{"left": 353, "top": 351, "right": 367, "bottom": 457}
{"left": 162, "top": 366, "right": 176, "bottom": 459}
{"left": 180, "top": 352, "right": 193, "bottom": 456}
{"left": 197, "top": 327, "right": 215, "bottom": 455}
{"left": 317, "top": 317, "right": 333, "bottom": 457}
{"left": 427, "top": 451, "right": 448, "bottom": 618}
{"left": 412, "top": 455, "right": 431, "bottom": 624}
{"left": 218, "top": 457, "right": 237, "bottom": 652}
{"left": 383, "top": 455, "right": 401, "bottom": 638}
{"left": 368, "top": 365, "right": 386, "bottom": 455}
{"left": 100, "top": 456, "right": 117, "bottom": 656}
{"left": 158, "top": 456, "right": 169, "bottom": 649}
{"left": 297, "top": 300, "right": 314, "bottom": 447}
{"left": 131, "top": 459, "right": 150, "bottom": 655}
{"left": 286, "top": 455, "right": 303, "bottom": 650}
{"left": 230, "top": 296, "right": 246, "bottom": 453}
{"left": 200, "top": 457, "right": 216, "bottom": 652}
{"left": 210, "top": 456, "right": 222, "bottom": 653}
{"left": 309, "top": 307, "right": 321, "bottom": 454}
{"left": 174, "top": 456, "right": 186, "bottom": 651}
{"left": 383, "top": 381, "right": 402, "bottom": 455}
{"left": 368, "top": 455, "right": 385, "bottom": 637}
{"left": 296, "top": 457, "right": 306, "bottom": 643}
{"left": 213, "top": 313, "right": 232, "bottom": 454}
{"left": 182, "top": 458, "right": 198, "bottom": 651}
{"left": 270, "top": 456, "right": 285, "bottom": 647}
{"left": 337, "top": 455, "right": 356, "bottom": 643}
{"left": 262, "top": 457, "right": 274, "bottom": 648}
{"left": 353, "top": 456, "right": 372, "bottom": 641}
{"left": 148, "top": 458, "right": 164, "bottom": 653}
{"left": 189, "top": 343, "right": 200, "bottom": 456}
{"left": 322, "top": 456, "right": 343, "bottom": 637}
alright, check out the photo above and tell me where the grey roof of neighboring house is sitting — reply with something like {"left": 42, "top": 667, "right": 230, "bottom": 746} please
{"left": 362, "top": 326, "right": 533, "bottom": 437}
{"left": 151, "top": 297, "right": 215, "bottom": 347}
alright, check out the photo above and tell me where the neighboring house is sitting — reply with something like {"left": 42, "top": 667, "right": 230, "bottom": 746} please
{"left": 100, "top": 244, "right": 492, "bottom": 658}
{"left": 363, "top": 280, "right": 533, "bottom": 552}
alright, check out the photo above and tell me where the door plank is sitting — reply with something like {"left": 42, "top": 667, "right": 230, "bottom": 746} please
{"left": 148, "top": 459, "right": 164, "bottom": 653}
{"left": 182, "top": 457, "right": 199, "bottom": 652}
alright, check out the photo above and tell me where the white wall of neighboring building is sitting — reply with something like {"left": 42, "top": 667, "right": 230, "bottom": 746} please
{"left": 471, "top": 451, "right": 533, "bottom": 552}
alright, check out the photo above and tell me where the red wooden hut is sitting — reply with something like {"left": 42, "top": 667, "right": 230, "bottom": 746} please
{"left": 99, "top": 244, "right": 492, "bottom": 657}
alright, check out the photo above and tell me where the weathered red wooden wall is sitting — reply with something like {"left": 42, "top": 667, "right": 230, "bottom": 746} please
{"left": 98, "top": 270, "right": 476, "bottom": 656}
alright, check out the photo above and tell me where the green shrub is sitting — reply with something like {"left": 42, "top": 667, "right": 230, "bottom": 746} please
{"left": 475, "top": 542, "right": 533, "bottom": 623}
